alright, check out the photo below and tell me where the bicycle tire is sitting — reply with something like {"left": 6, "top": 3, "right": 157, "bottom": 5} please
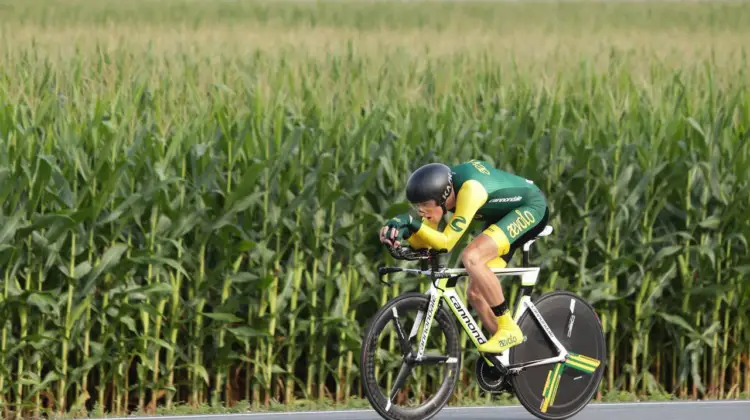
{"left": 508, "top": 290, "right": 606, "bottom": 420}
{"left": 360, "top": 292, "right": 462, "bottom": 420}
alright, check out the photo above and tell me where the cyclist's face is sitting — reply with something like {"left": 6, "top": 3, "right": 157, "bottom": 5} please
{"left": 413, "top": 200, "right": 443, "bottom": 224}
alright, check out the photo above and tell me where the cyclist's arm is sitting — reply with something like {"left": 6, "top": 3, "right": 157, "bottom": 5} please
{"left": 410, "top": 180, "right": 488, "bottom": 251}
{"left": 407, "top": 218, "right": 438, "bottom": 249}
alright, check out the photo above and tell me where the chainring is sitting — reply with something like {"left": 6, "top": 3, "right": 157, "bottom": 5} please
{"left": 475, "top": 357, "right": 512, "bottom": 394}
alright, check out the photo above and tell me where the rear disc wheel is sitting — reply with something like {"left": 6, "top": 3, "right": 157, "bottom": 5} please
{"left": 509, "top": 291, "right": 606, "bottom": 420}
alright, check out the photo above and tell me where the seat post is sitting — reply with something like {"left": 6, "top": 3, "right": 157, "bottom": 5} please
{"left": 521, "top": 238, "right": 535, "bottom": 268}
{"left": 520, "top": 224, "right": 553, "bottom": 268}
{"left": 522, "top": 247, "right": 530, "bottom": 268}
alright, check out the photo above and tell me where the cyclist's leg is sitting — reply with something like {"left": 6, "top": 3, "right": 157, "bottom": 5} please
{"left": 466, "top": 237, "right": 514, "bottom": 335}
{"left": 476, "top": 205, "right": 549, "bottom": 353}
{"left": 463, "top": 233, "right": 506, "bottom": 336}
{"left": 485, "top": 253, "right": 512, "bottom": 270}
{"left": 463, "top": 221, "right": 535, "bottom": 336}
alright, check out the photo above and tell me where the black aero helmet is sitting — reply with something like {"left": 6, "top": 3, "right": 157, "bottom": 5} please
{"left": 406, "top": 163, "right": 454, "bottom": 211}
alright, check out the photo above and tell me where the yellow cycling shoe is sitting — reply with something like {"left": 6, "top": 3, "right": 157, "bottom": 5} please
{"left": 477, "top": 323, "right": 525, "bottom": 354}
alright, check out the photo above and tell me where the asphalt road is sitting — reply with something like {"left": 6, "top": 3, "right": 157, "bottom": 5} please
{"left": 99, "top": 400, "right": 750, "bottom": 420}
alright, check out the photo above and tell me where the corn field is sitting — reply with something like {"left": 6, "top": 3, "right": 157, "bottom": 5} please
{"left": 1, "top": 0, "right": 749, "bottom": 418}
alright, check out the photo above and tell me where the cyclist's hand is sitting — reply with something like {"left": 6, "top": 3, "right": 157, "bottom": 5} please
{"left": 380, "top": 225, "right": 403, "bottom": 248}
{"left": 380, "top": 213, "right": 423, "bottom": 248}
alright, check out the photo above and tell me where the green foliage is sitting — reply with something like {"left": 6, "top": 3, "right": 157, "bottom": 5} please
{"left": 0, "top": 0, "right": 749, "bottom": 418}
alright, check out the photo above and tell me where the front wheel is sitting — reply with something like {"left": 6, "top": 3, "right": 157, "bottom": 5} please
{"left": 509, "top": 290, "right": 606, "bottom": 420}
{"left": 360, "top": 292, "right": 462, "bottom": 420}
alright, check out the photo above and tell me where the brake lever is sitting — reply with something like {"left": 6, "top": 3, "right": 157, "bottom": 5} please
{"left": 377, "top": 266, "right": 402, "bottom": 285}
{"left": 378, "top": 267, "right": 403, "bottom": 277}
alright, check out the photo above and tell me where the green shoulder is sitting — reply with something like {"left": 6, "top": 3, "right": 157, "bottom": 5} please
{"left": 450, "top": 159, "right": 496, "bottom": 189}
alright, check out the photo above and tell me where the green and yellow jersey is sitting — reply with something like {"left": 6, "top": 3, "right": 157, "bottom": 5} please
{"left": 407, "top": 160, "right": 549, "bottom": 267}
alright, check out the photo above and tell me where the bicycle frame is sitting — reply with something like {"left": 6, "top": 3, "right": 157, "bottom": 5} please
{"left": 379, "top": 225, "right": 569, "bottom": 375}
{"left": 393, "top": 265, "right": 568, "bottom": 375}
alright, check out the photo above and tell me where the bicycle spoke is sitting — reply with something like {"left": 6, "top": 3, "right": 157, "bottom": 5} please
{"left": 362, "top": 293, "right": 463, "bottom": 419}
{"left": 391, "top": 307, "right": 412, "bottom": 357}
{"left": 565, "top": 352, "right": 601, "bottom": 374}
{"left": 540, "top": 363, "right": 564, "bottom": 413}
{"left": 389, "top": 362, "right": 412, "bottom": 403}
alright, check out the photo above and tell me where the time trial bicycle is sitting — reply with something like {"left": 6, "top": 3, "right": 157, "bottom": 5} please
{"left": 360, "top": 225, "right": 606, "bottom": 420}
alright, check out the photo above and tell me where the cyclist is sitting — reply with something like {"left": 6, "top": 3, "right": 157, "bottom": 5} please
{"left": 379, "top": 160, "right": 549, "bottom": 354}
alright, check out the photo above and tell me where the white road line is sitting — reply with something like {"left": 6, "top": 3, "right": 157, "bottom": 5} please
{"left": 93, "top": 400, "right": 750, "bottom": 420}
{"left": 591, "top": 400, "right": 750, "bottom": 407}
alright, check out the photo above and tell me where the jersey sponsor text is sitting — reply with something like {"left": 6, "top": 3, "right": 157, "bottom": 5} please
{"left": 506, "top": 209, "right": 536, "bottom": 238}
{"left": 489, "top": 196, "right": 522, "bottom": 204}
{"left": 470, "top": 160, "right": 490, "bottom": 175}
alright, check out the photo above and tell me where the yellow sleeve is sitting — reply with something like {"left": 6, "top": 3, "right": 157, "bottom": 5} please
{"left": 407, "top": 218, "right": 438, "bottom": 249}
{"left": 410, "top": 180, "right": 488, "bottom": 252}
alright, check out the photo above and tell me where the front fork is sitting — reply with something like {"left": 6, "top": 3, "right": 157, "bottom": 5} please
{"left": 411, "top": 284, "right": 443, "bottom": 360}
